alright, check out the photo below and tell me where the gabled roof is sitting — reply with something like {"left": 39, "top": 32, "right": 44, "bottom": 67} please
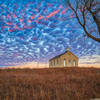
{"left": 49, "top": 51, "right": 78, "bottom": 61}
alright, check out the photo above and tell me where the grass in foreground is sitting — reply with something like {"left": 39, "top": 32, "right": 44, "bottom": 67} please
{"left": 0, "top": 67, "right": 100, "bottom": 100}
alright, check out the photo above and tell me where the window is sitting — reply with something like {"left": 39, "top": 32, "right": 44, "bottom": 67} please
{"left": 59, "top": 59, "right": 60, "bottom": 64}
{"left": 55, "top": 59, "right": 56, "bottom": 65}
{"left": 68, "top": 60, "right": 71, "bottom": 64}
{"left": 51, "top": 61, "right": 52, "bottom": 66}
{"left": 57, "top": 58, "right": 59, "bottom": 64}
{"left": 54, "top": 60, "right": 55, "bottom": 66}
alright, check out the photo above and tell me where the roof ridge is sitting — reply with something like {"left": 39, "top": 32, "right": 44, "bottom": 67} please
{"left": 49, "top": 51, "right": 68, "bottom": 61}
{"left": 49, "top": 50, "right": 78, "bottom": 61}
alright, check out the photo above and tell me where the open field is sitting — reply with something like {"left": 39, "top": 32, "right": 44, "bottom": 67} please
{"left": 0, "top": 67, "right": 100, "bottom": 100}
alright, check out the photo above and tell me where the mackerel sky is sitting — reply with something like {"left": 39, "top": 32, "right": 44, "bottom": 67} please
{"left": 0, "top": 0, "right": 100, "bottom": 67}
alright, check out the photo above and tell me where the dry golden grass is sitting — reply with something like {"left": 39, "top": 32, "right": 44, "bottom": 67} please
{"left": 0, "top": 67, "right": 100, "bottom": 100}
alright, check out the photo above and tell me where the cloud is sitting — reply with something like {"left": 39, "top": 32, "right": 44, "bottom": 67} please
{"left": 0, "top": 0, "right": 100, "bottom": 66}
{"left": 79, "top": 55, "right": 100, "bottom": 67}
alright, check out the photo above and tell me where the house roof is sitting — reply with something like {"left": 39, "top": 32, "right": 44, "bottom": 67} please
{"left": 49, "top": 51, "right": 78, "bottom": 61}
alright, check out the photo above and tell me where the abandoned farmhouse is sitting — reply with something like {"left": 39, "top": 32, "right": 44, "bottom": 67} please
{"left": 49, "top": 48, "right": 78, "bottom": 67}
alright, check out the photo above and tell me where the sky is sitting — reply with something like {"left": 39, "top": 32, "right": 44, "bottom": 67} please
{"left": 0, "top": 0, "right": 100, "bottom": 67}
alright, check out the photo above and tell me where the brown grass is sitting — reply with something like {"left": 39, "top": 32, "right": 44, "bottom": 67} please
{"left": 0, "top": 67, "right": 100, "bottom": 100}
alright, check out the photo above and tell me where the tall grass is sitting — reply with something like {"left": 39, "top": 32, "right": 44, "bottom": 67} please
{"left": 0, "top": 67, "right": 100, "bottom": 100}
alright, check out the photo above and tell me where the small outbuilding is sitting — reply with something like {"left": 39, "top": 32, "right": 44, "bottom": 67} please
{"left": 49, "top": 48, "right": 78, "bottom": 68}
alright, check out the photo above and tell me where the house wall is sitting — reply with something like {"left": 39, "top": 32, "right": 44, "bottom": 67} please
{"left": 60, "top": 52, "right": 78, "bottom": 67}
{"left": 49, "top": 51, "right": 78, "bottom": 68}
{"left": 49, "top": 57, "right": 61, "bottom": 68}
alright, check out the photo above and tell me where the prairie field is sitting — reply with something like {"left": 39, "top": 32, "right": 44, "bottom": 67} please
{"left": 0, "top": 67, "right": 100, "bottom": 100}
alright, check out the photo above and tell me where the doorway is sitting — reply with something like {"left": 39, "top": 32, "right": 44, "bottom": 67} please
{"left": 73, "top": 60, "right": 76, "bottom": 66}
{"left": 64, "top": 59, "right": 66, "bottom": 67}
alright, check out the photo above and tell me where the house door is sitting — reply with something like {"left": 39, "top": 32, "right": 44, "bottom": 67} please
{"left": 73, "top": 60, "right": 76, "bottom": 66}
{"left": 64, "top": 59, "right": 66, "bottom": 67}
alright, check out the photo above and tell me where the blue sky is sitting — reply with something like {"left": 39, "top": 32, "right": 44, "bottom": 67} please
{"left": 0, "top": 0, "right": 100, "bottom": 67}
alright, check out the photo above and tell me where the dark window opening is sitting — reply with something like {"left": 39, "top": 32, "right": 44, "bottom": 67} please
{"left": 68, "top": 60, "right": 71, "bottom": 64}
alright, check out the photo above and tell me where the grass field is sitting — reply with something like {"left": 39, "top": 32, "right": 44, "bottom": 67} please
{"left": 0, "top": 67, "right": 100, "bottom": 100}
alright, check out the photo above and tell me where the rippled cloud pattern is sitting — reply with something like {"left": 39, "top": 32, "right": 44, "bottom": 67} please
{"left": 0, "top": 0, "right": 100, "bottom": 66}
